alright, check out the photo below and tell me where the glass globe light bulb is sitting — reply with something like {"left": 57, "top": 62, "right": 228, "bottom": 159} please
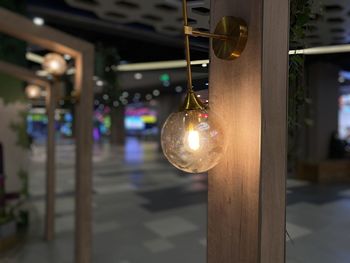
{"left": 42, "top": 53, "right": 67, "bottom": 76}
{"left": 25, "top": 84, "right": 41, "bottom": 99}
{"left": 161, "top": 108, "right": 225, "bottom": 173}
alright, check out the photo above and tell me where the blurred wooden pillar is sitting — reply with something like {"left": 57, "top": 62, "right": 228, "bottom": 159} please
{"left": 110, "top": 106, "right": 125, "bottom": 145}
{"left": 208, "top": 0, "right": 289, "bottom": 262}
{"left": 305, "top": 62, "right": 340, "bottom": 162}
{"left": 0, "top": 143, "right": 4, "bottom": 217}
{"left": 0, "top": 8, "right": 94, "bottom": 263}
{"left": 0, "top": 61, "right": 54, "bottom": 241}
{"left": 74, "top": 51, "right": 94, "bottom": 263}
{"left": 44, "top": 80, "right": 56, "bottom": 241}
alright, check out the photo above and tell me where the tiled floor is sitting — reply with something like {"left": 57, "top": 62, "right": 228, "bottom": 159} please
{"left": 1, "top": 137, "right": 350, "bottom": 262}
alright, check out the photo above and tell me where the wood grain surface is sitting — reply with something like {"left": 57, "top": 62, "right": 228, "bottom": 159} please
{"left": 208, "top": 0, "right": 289, "bottom": 262}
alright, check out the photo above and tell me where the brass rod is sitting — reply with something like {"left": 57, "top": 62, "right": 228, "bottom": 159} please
{"left": 191, "top": 30, "right": 232, "bottom": 41}
{"left": 182, "top": 0, "right": 193, "bottom": 92}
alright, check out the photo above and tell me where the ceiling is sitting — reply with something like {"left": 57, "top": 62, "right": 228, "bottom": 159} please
{"left": 62, "top": 0, "right": 350, "bottom": 47}
{"left": 27, "top": 0, "right": 350, "bottom": 52}
{"left": 26, "top": 0, "right": 210, "bottom": 63}
{"left": 24, "top": 0, "right": 350, "bottom": 94}
{"left": 64, "top": 0, "right": 211, "bottom": 36}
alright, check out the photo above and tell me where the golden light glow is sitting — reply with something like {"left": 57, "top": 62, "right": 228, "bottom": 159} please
{"left": 25, "top": 85, "right": 41, "bottom": 99}
{"left": 187, "top": 129, "right": 200, "bottom": 151}
{"left": 42, "top": 53, "right": 67, "bottom": 76}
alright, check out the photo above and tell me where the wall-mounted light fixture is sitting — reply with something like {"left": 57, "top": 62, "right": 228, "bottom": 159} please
{"left": 42, "top": 53, "right": 67, "bottom": 76}
{"left": 160, "top": 0, "right": 248, "bottom": 173}
{"left": 25, "top": 84, "right": 42, "bottom": 99}
{"left": 42, "top": 53, "right": 78, "bottom": 103}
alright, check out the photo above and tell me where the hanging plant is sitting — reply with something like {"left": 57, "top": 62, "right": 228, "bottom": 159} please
{"left": 288, "top": 0, "right": 320, "bottom": 166}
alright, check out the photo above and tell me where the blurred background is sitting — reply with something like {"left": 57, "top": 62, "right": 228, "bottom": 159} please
{"left": 0, "top": 0, "right": 350, "bottom": 262}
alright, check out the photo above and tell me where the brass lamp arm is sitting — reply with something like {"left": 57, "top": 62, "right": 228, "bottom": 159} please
{"left": 182, "top": 0, "right": 248, "bottom": 61}
{"left": 184, "top": 26, "right": 232, "bottom": 41}
{"left": 179, "top": 0, "right": 248, "bottom": 111}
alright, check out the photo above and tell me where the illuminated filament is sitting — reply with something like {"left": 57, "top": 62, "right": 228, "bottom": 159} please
{"left": 187, "top": 129, "right": 200, "bottom": 151}
{"left": 49, "top": 60, "right": 60, "bottom": 71}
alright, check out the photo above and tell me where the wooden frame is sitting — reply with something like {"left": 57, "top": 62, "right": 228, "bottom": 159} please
{"left": 208, "top": 0, "right": 289, "bottom": 262}
{"left": 0, "top": 8, "right": 94, "bottom": 263}
{"left": 0, "top": 61, "right": 55, "bottom": 241}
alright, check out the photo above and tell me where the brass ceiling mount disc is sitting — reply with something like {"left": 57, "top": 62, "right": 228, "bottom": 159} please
{"left": 212, "top": 16, "right": 248, "bottom": 60}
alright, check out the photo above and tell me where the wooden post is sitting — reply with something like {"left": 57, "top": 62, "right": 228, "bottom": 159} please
{"left": 208, "top": 0, "right": 289, "bottom": 262}
{"left": 111, "top": 106, "right": 126, "bottom": 146}
{"left": 0, "top": 9, "right": 95, "bottom": 262}
{"left": 44, "top": 80, "right": 56, "bottom": 241}
{"left": 0, "top": 61, "right": 55, "bottom": 241}
{"left": 74, "top": 52, "right": 94, "bottom": 263}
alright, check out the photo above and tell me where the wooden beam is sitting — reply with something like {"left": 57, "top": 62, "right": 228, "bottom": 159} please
{"left": 0, "top": 60, "right": 55, "bottom": 242}
{"left": 208, "top": 0, "right": 289, "bottom": 262}
{"left": 0, "top": 8, "right": 89, "bottom": 56}
{"left": 0, "top": 61, "right": 48, "bottom": 88}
